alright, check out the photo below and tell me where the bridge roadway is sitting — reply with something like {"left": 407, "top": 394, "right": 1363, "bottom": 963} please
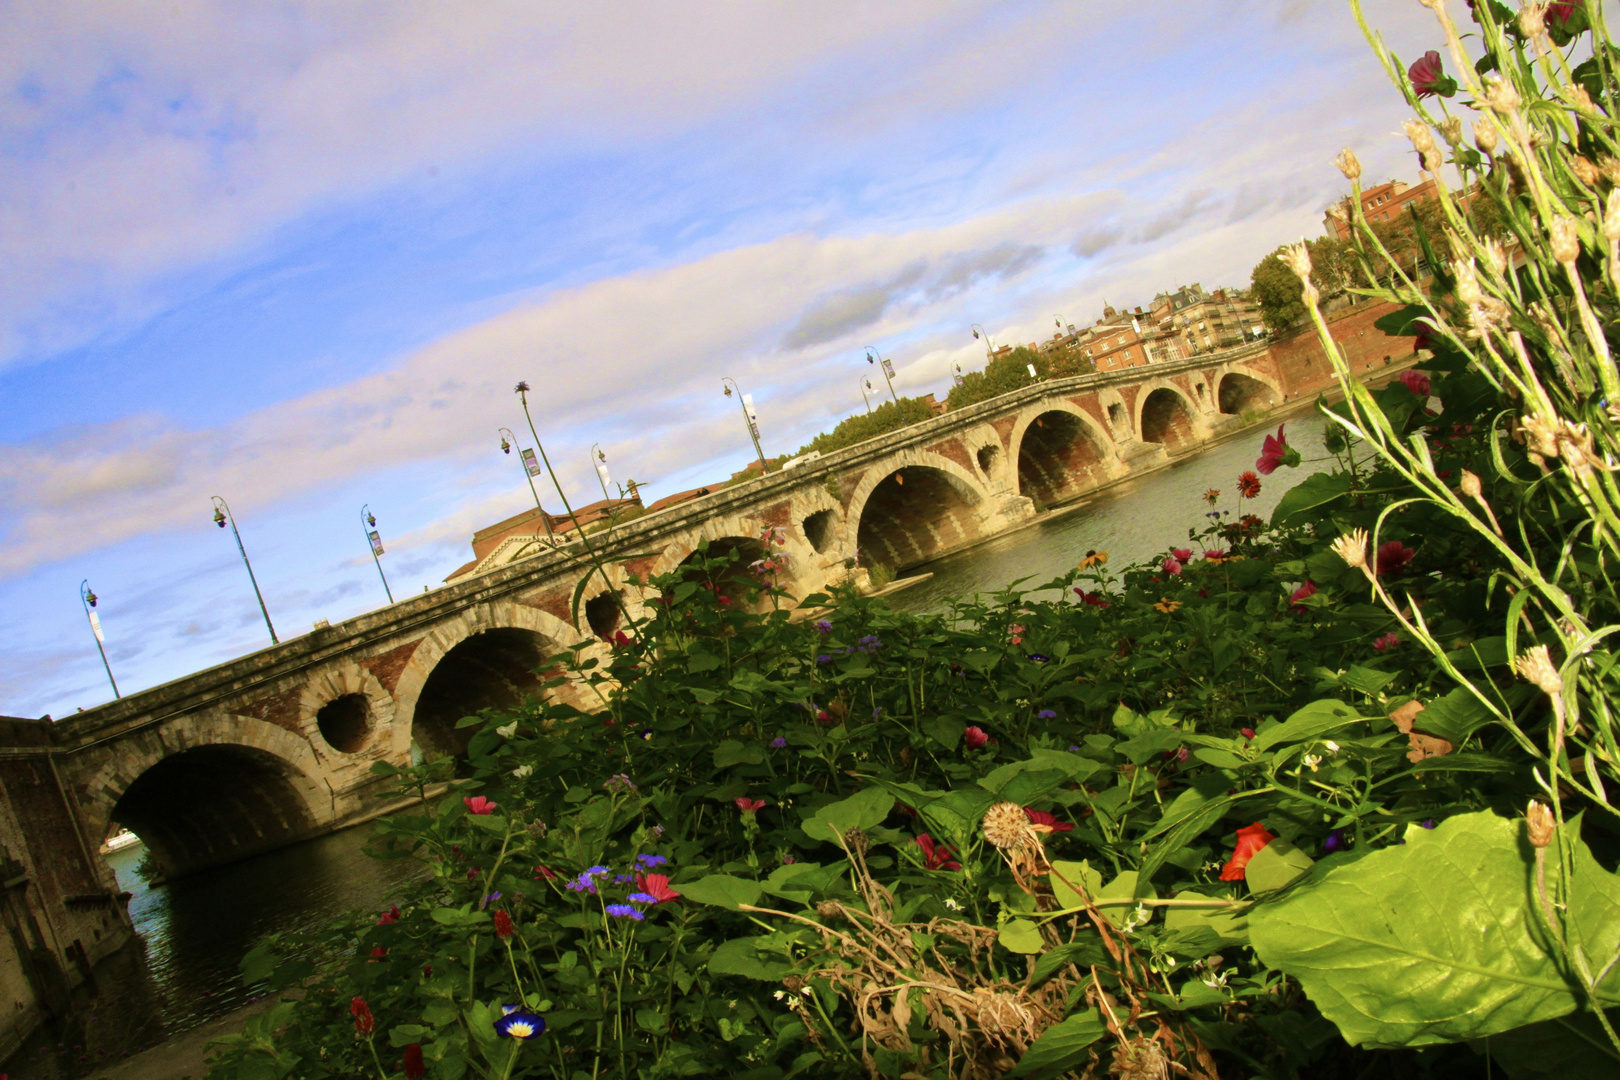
{"left": 0, "top": 332, "right": 1385, "bottom": 890}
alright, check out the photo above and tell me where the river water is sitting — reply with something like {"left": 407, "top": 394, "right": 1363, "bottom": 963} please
{"left": 3, "top": 413, "right": 1330, "bottom": 1078}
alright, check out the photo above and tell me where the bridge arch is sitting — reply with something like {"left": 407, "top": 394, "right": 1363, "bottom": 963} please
{"left": 393, "top": 601, "right": 583, "bottom": 760}
{"left": 1135, "top": 380, "right": 1203, "bottom": 451}
{"left": 1009, "top": 403, "right": 1116, "bottom": 508}
{"left": 83, "top": 717, "right": 329, "bottom": 880}
{"left": 844, "top": 453, "right": 991, "bottom": 573}
{"left": 1215, "top": 367, "right": 1281, "bottom": 415}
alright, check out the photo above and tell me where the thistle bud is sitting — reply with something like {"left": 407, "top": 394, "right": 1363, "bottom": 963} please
{"left": 1330, "top": 528, "right": 1369, "bottom": 570}
{"left": 1459, "top": 469, "right": 1483, "bottom": 498}
{"left": 1550, "top": 215, "right": 1581, "bottom": 263}
{"left": 1404, "top": 120, "right": 1444, "bottom": 173}
{"left": 1565, "top": 82, "right": 1597, "bottom": 115}
{"left": 1453, "top": 258, "right": 1483, "bottom": 306}
{"left": 1336, "top": 148, "right": 1362, "bottom": 181}
{"left": 1439, "top": 116, "right": 1464, "bottom": 148}
{"left": 1483, "top": 238, "right": 1509, "bottom": 279}
{"left": 1526, "top": 801, "right": 1556, "bottom": 848}
{"left": 1519, "top": 2, "right": 1547, "bottom": 38}
{"left": 1486, "top": 75, "right": 1522, "bottom": 116}
{"left": 1475, "top": 120, "right": 1499, "bottom": 156}
{"left": 1516, "top": 644, "right": 1563, "bottom": 697}
{"left": 1571, "top": 155, "right": 1600, "bottom": 187}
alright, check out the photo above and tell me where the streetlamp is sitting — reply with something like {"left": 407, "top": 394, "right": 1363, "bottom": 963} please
{"left": 79, "top": 580, "right": 120, "bottom": 698}
{"left": 590, "top": 444, "right": 619, "bottom": 538}
{"left": 721, "top": 377, "right": 768, "bottom": 475}
{"left": 864, "top": 347, "right": 899, "bottom": 405}
{"left": 951, "top": 361, "right": 966, "bottom": 389}
{"left": 361, "top": 505, "right": 394, "bottom": 604}
{"left": 858, "top": 375, "right": 875, "bottom": 414}
{"left": 210, "top": 496, "right": 278, "bottom": 644}
{"left": 970, "top": 324, "right": 995, "bottom": 360}
{"left": 499, "top": 427, "right": 557, "bottom": 543}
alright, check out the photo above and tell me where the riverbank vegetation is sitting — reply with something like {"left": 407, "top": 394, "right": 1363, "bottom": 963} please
{"left": 205, "top": 3, "right": 1620, "bottom": 1078}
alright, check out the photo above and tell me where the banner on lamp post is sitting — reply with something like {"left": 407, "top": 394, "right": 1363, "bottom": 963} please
{"left": 742, "top": 393, "right": 758, "bottom": 423}
{"left": 369, "top": 530, "right": 385, "bottom": 557}
{"left": 88, "top": 610, "right": 104, "bottom": 643}
{"left": 881, "top": 358, "right": 895, "bottom": 379}
{"left": 520, "top": 448, "right": 542, "bottom": 477}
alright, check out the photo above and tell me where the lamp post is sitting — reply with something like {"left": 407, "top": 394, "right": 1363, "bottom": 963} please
{"left": 590, "top": 444, "right": 618, "bottom": 537}
{"left": 970, "top": 324, "right": 995, "bottom": 360}
{"left": 858, "top": 375, "right": 875, "bottom": 414}
{"left": 951, "top": 361, "right": 966, "bottom": 389}
{"left": 721, "top": 377, "right": 768, "bottom": 475}
{"left": 361, "top": 504, "right": 395, "bottom": 604}
{"left": 210, "top": 496, "right": 277, "bottom": 644}
{"left": 79, "top": 580, "right": 120, "bottom": 698}
{"left": 499, "top": 426, "right": 556, "bottom": 542}
{"left": 864, "top": 347, "right": 899, "bottom": 405}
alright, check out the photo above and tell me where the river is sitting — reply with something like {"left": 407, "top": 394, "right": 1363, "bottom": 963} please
{"left": 3, "top": 412, "right": 1330, "bottom": 1078}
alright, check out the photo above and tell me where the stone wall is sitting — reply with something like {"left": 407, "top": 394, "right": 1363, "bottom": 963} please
{"left": 1266, "top": 300, "right": 1416, "bottom": 398}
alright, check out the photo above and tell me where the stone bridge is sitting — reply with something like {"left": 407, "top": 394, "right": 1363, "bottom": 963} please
{"left": 0, "top": 325, "right": 1405, "bottom": 885}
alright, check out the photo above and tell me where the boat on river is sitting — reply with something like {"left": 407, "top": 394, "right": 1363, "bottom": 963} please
{"left": 99, "top": 828, "right": 141, "bottom": 854}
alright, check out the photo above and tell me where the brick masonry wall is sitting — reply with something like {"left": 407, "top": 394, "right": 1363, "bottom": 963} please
{"left": 1017, "top": 413, "right": 1105, "bottom": 506}
{"left": 1265, "top": 300, "right": 1416, "bottom": 399}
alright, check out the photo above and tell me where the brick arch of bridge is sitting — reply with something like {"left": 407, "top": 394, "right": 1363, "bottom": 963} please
{"left": 1209, "top": 362, "right": 1283, "bottom": 415}
{"left": 1133, "top": 378, "right": 1206, "bottom": 450}
{"left": 842, "top": 451, "right": 992, "bottom": 572}
{"left": 75, "top": 715, "right": 331, "bottom": 880}
{"left": 646, "top": 515, "right": 808, "bottom": 606}
{"left": 392, "top": 600, "right": 585, "bottom": 759}
{"left": 1007, "top": 399, "right": 1122, "bottom": 507}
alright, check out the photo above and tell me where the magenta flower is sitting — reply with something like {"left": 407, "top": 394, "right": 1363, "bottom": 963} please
{"left": 1399, "top": 370, "right": 1431, "bottom": 396}
{"left": 1172, "top": 548, "right": 1193, "bottom": 562}
{"left": 463, "top": 795, "right": 498, "bottom": 815}
{"left": 1374, "top": 632, "right": 1400, "bottom": 652}
{"left": 1376, "top": 540, "right": 1415, "bottom": 576}
{"left": 1408, "top": 50, "right": 1455, "bottom": 98}
{"left": 735, "top": 797, "right": 766, "bottom": 814}
{"left": 1289, "top": 581, "right": 1317, "bottom": 612}
{"left": 915, "top": 833, "right": 961, "bottom": 870}
{"left": 963, "top": 725, "right": 990, "bottom": 749}
{"left": 1162, "top": 557, "right": 1183, "bottom": 576}
{"left": 1256, "top": 424, "right": 1299, "bottom": 475}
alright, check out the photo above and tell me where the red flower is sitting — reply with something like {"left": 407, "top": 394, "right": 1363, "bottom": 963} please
{"left": 1289, "top": 580, "right": 1317, "bottom": 612}
{"left": 1375, "top": 540, "right": 1415, "bottom": 576}
{"left": 915, "top": 833, "right": 961, "bottom": 870}
{"left": 636, "top": 873, "right": 682, "bottom": 903}
{"left": 422, "top": 964, "right": 433, "bottom": 978}
{"left": 463, "top": 795, "right": 498, "bottom": 815}
{"left": 736, "top": 796, "right": 766, "bottom": 813}
{"left": 963, "top": 725, "right": 990, "bottom": 749}
{"left": 1202, "top": 548, "right": 1230, "bottom": 562}
{"left": 815, "top": 710, "right": 833, "bottom": 725}
{"left": 377, "top": 904, "right": 401, "bottom": 926}
{"left": 368, "top": 945, "right": 388, "bottom": 962}
{"left": 612, "top": 630, "right": 633, "bottom": 648}
{"left": 1374, "top": 632, "right": 1399, "bottom": 652}
{"left": 1240, "top": 728, "right": 1257, "bottom": 741}
{"left": 1399, "top": 370, "right": 1431, "bottom": 396}
{"left": 1073, "top": 588, "right": 1111, "bottom": 608}
{"left": 466, "top": 866, "right": 481, "bottom": 882}
{"left": 1024, "top": 807, "right": 1074, "bottom": 833}
{"left": 1172, "top": 548, "right": 1193, "bottom": 561}
{"left": 1256, "top": 424, "right": 1298, "bottom": 475}
{"left": 1219, "top": 822, "right": 1277, "bottom": 881}
{"left": 534, "top": 865, "right": 557, "bottom": 880}
{"left": 351, "top": 996, "right": 376, "bottom": 1037}
{"left": 493, "top": 909, "right": 514, "bottom": 942}
{"left": 403, "top": 1043, "right": 426, "bottom": 1080}
{"left": 1237, "top": 471, "right": 1262, "bottom": 499}
{"left": 1408, "top": 49, "right": 1451, "bottom": 98}
{"left": 1549, "top": 1, "right": 1577, "bottom": 23}
{"left": 1162, "top": 557, "right": 1183, "bottom": 576}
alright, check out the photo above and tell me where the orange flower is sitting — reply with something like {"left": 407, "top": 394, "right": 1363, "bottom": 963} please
{"left": 1237, "top": 471, "right": 1262, "bottom": 499}
{"left": 1219, "top": 822, "right": 1276, "bottom": 881}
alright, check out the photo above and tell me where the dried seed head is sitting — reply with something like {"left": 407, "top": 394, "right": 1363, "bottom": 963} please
{"left": 1404, "top": 120, "right": 1444, "bottom": 173}
{"left": 1336, "top": 148, "right": 1362, "bottom": 181}
{"left": 814, "top": 900, "right": 841, "bottom": 919}
{"left": 1486, "top": 75, "right": 1523, "bottom": 115}
{"left": 1457, "top": 469, "right": 1482, "bottom": 499}
{"left": 1112, "top": 1037, "right": 1171, "bottom": 1080}
{"left": 782, "top": 975, "right": 807, "bottom": 993}
{"left": 1439, "top": 116, "right": 1464, "bottom": 147}
{"left": 1571, "top": 154, "right": 1601, "bottom": 187}
{"left": 1550, "top": 215, "right": 1581, "bottom": 263}
{"left": 1526, "top": 801, "right": 1556, "bottom": 848}
{"left": 1516, "top": 644, "right": 1563, "bottom": 696}
{"left": 842, "top": 826, "right": 869, "bottom": 857}
{"left": 1326, "top": 201, "right": 1349, "bottom": 224}
{"left": 1453, "top": 258, "right": 1483, "bottom": 306}
{"left": 981, "top": 801, "right": 1031, "bottom": 850}
{"left": 1519, "top": 2, "right": 1547, "bottom": 38}
{"left": 1281, "top": 242, "right": 1313, "bottom": 279}
{"left": 1482, "top": 238, "right": 1509, "bottom": 279}
{"left": 1521, "top": 412, "right": 1561, "bottom": 458}
{"left": 1330, "top": 528, "right": 1369, "bottom": 570}
{"left": 1475, "top": 120, "right": 1500, "bottom": 155}
{"left": 1565, "top": 82, "right": 1597, "bottom": 115}
{"left": 1604, "top": 190, "right": 1620, "bottom": 242}
{"left": 1601, "top": 157, "right": 1620, "bottom": 184}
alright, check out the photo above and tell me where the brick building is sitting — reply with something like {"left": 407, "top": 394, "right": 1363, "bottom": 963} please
{"left": 1323, "top": 177, "right": 1439, "bottom": 239}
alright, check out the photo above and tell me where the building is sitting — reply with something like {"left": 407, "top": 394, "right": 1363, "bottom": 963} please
{"left": 444, "top": 495, "right": 643, "bottom": 583}
{"left": 1149, "top": 284, "right": 1265, "bottom": 356}
{"left": 1323, "top": 177, "right": 1439, "bottom": 239}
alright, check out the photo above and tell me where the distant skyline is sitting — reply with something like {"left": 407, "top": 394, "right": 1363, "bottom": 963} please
{"left": 1, "top": 1, "right": 1440, "bottom": 716}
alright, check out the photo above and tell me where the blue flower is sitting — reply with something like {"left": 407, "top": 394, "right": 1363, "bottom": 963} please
{"left": 1027, "top": 654, "right": 1050, "bottom": 663}
{"left": 586, "top": 865, "right": 609, "bottom": 876}
{"left": 494, "top": 1009, "right": 546, "bottom": 1039}
{"left": 605, "top": 904, "right": 645, "bottom": 920}
{"left": 1322, "top": 829, "right": 1346, "bottom": 854}
{"left": 612, "top": 874, "right": 635, "bottom": 884}
{"left": 627, "top": 892, "right": 658, "bottom": 904}
{"left": 1037, "top": 710, "right": 1057, "bottom": 720}
{"left": 1067, "top": 745, "right": 1081, "bottom": 752}
{"left": 814, "top": 619, "right": 832, "bottom": 634}
{"left": 872, "top": 707, "right": 884, "bottom": 718}
{"left": 815, "top": 654, "right": 833, "bottom": 665}
{"left": 636, "top": 854, "right": 668, "bottom": 868}
{"left": 771, "top": 736, "right": 787, "bottom": 748}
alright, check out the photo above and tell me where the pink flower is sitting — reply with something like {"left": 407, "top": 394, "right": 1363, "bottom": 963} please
{"left": 1024, "top": 807, "right": 1074, "bottom": 833}
{"left": 1399, "top": 370, "right": 1431, "bottom": 397}
{"left": 463, "top": 795, "right": 498, "bottom": 815}
{"left": 1408, "top": 50, "right": 1452, "bottom": 98}
{"left": 376, "top": 905, "right": 401, "bottom": 926}
{"left": 963, "top": 725, "right": 990, "bottom": 749}
{"left": 1374, "top": 632, "right": 1400, "bottom": 652}
{"left": 1162, "top": 557, "right": 1183, "bottom": 576}
{"left": 915, "top": 833, "right": 961, "bottom": 870}
{"left": 1376, "top": 540, "right": 1415, "bottom": 576}
{"left": 1256, "top": 424, "right": 1298, "bottom": 475}
{"left": 1289, "top": 580, "right": 1317, "bottom": 612}
{"left": 1172, "top": 548, "right": 1193, "bottom": 561}
{"left": 735, "top": 797, "right": 766, "bottom": 814}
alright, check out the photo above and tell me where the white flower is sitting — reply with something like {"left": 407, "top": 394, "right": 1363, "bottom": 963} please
{"left": 1302, "top": 753, "right": 1322, "bottom": 772}
{"left": 1201, "top": 970, "right": 1229, "bottom": 989}
{"left": 496, "top": 722, "right": 519, "bottom": 739}
{"left": 773, "top": 990, "right": 785, "bottom": 1000}
{"left": 1324, "top": 740, "right": 1341, "bottom": 753}
{"left": 511, "top": 764, "right": 533, "bottom": 780}
{"left": 944, "top": 897, "right": 962, "bottom": 911}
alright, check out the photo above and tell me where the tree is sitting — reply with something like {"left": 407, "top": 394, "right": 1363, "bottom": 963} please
{"left": 791, "top": 396, "right": 939, "bottom": 460}
{"left": 1252, "top": 248, "right": 1309, "bottom": 331}
{"left": 946, "top": 346, "right": 1051, "bottom": 410}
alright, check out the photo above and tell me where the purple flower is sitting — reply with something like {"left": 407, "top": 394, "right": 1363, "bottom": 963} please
{"left": 872, "top": 707, "right": 884, "bottom": 719}
{"left": 1037, "top": 710, "right": 1057, "bottom": 720}
{"left": 1421, "top": 818, "right": 1437, "bottom": 830}
{"left": 605, "top": 904, "right": 645, "bottom": 920}
{"left": 1322, "top": 829, "right": 1346, "bottom": 854}
{"left": 603, "top": 773, "right": 636, "bottom": 793}
{"left": 770, "top": 736, "right": 787, "bottom": 748}
{"left": 1027, "top": 653, "right": 1050, "bottom": 663}
{"left": 1067, "top": 744, "right": 1080, "bottom": 752}
{"left": 815, "top": 654, "right": 833, "bottom": 665}
{"left": 613, "top": 874, "right": 635, "bottom": 884}
{"left": 627, "top": 891, "right": 658, "bottom": 904}
{"left": 636, "top": 854, "right": 668, "bottom": 868}
{"left": 814, "top": 619, "right": 832, "bottom": 635}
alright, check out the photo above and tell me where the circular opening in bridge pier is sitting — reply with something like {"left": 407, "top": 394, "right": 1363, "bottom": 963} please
{"left": 1217, "top": 372, "right": 1277, "bottom": 415}
{"left": 1016, "top": 411, "right": 1104, "bottom": 509}
{"left": 802, "top": 509, "right": 835, "bottom": 554}
{"left": 316, "top": 693, "right": 373, "bottom": 754}
{"left": 111, "top": 746, "right": 320, "bottom": 881}
{"left": 1139, "top": 388, "right": 1197, "bottom": 450}
{"left": 584, "top": 591, "right": 623, "bottom": 639}
{"left": 975, "top": 444, "right": 1000, "bottom": 474}
{"left": 855, "top": 466, "right": 982, "bottom": 574}
{"left": 413, "top": 628, "right": 552, "bottom": 760}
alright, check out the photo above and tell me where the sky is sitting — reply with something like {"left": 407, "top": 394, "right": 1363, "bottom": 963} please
{"left": 0, "top": 0, "right": 1445, "bottom": 718}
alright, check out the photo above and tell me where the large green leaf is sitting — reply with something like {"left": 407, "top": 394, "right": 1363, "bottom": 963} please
{"left": 1473, "top": 1011, "right": 1620, "bottom": 1079}
{"left": 708, "top": 936, "right": 794, "bottom": 981}
{"left": 679, "top": 875, "right": 764, "bottom": 911}
{"left": 1271, "top": 471, "right": 1353, "bottom": 526}
{"left": 1252, "top": 699, "right": 1365, "bottom": 752}
{"left": 804, "top": 786, "right": 894, "bottom": 844}
{"left": 1007, "top": 1008, "right": 1107, "bottom": 1079}
{"left": 1250, "top": 812, "right": 1620, "bottom": 1047}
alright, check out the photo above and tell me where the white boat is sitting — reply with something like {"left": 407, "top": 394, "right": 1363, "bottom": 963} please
{"left": 99, "top": 828, "right": 142, "bottom": 854}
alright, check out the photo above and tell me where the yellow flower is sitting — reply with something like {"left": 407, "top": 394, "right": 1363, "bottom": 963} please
{"left": 1154, "top": 598, "right": 1182, "bottom": 613}
{"left": 1078, "top": 550, "right": 1109, "bottom": 570}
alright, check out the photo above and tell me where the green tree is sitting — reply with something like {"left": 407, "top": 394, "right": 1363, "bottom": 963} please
{"left": 1251, "top": 248, "right": 1309, "bottom": 331}
{"left": 946, "top": 346, "right": 1050, "bottom": 410}
{"left": 792, "top": 396, "right": 939, "bottom": 459}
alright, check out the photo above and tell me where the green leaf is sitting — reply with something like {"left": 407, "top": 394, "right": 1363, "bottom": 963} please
{"left": 714, "top": 740, "right": 766, "bottom": 769}
{"left": 805, "top": 786, "right": 894, "bottom": 844}
{"left": 1340, "top": 665, "right": 1397, "bottom": 695}
{"left": 1472, "top": 1010, "right": 1620, "bottom": 1079}
{"left": 1413, "top": 688, "right": 1494, "bottom": 743}
{"left": 1244, "top": 838, "right": 1314, "bottom": 894}
{"left": 679, "top": 875, "right": 764, "bottom": 911}
{"left": 1007, "top": 1008, "right": 1107, "bottom": 1079}
{"left": 1163, "top": 901, "right": 1247, "bottom": 943}
{"left": 708, "top": 936, "right": 793, "bottom": 981}
{"left": 1253, "top": 699, "right": 1365, "bottom": 752}
{"left": 923, "top": 715, "right": 963, "bottom": 749}
{"left": 998, "top": 918, "right": 1046, "bottom": 955}
{"left": 1271, "top": 471, "right": 1353, "bottom": 526}
{"left": 1030, "top": 939, "right": 1109, "bottom": 986}
{"left": 431, "top": 905, "right": 492, "bottom": 928}
{"left": 1250, "top": 812, "right": 1620, "bottom": 1047}
{"left": 1049, "top": 860, "right": 1102, "bottom": 910}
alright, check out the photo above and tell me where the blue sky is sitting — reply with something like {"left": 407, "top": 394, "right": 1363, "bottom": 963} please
{"left": 0, "top": 0, "right": 1442, "bottom": 716}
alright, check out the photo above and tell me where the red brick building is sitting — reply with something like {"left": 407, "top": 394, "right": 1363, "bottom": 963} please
{"left": 1324, "top": 178, "right": 1438, "bottom": 239}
